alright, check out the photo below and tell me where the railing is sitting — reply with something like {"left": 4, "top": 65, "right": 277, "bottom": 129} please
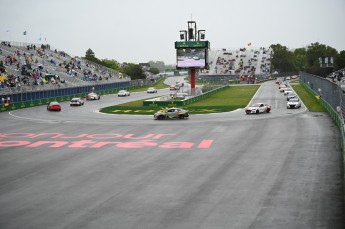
{"left": 0, "top": 78, "right": 154, "bottom": 112}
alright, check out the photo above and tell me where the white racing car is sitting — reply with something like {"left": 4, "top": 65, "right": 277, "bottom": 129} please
{"left": 118, "top": 90, "right": 130, "bottom": 97}
{"left": 86, "top": 92, "right": 101, "bottom": 100}
{"left": 287, "top": 98, "right": 301, "bottom": 109}
{"left": 245, "top": 103, "right": 272, "bottom": 114}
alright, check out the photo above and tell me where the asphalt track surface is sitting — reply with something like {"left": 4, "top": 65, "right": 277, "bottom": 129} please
{"left": 0, "top": 78, "right": 344, "bottom": 229}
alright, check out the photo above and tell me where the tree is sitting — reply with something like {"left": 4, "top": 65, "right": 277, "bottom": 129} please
{"left": 336, "top": 50, "right": 345, "bottom": 69}
{"left": 100, "top": 59, "right": 119, "bottom": 71}
{"left": 149, "top": 67, "right": 160, "bottom": 75}
{"left": 305, "top": 42, "right": 338, "bottom": 74}
{"left": 121, "top": 63, "right": 146, "bottom": 80}
{"left": 148, "top": 61, "right": 165, "bottom": 72}
{"left": 85, "top": 48, "right": 100, "bottom": 64}
{"left": 270, "top": 44, "right": 298, "bottom": 72}
{"left": 294, "top": 48, "right": 307, "bottom": 71}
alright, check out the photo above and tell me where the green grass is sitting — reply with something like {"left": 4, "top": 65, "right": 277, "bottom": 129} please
{"left": 291, "top": 84, "right": 326, "bottom": 112}
{"left": 99, "top": 85, "right": 260, "bottom": 114}
{"left": 188, "top": 85, "right": 259, "bottom": 107}
{"left": 99, "top": 81, "right": 328, "bottom": 114}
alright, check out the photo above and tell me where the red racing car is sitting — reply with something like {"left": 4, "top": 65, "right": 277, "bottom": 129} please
{"left": 47, "top": 101, "right": 61, "bottom": 111}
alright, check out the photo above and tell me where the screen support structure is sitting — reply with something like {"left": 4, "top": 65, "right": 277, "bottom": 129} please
{"left": 190, "top": 68, "right": 196, "bottom": 95}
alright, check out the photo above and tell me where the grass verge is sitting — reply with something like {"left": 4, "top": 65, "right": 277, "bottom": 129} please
{"left": 291, "top": 84, "right": 326, "bottom": 112}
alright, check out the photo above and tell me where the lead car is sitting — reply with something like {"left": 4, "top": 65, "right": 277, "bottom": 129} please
{"left": 245, "top": 103, "right": 271, "bottom": 114}
{"left": 154, "top": 107, "right": 189, "bottom": 120}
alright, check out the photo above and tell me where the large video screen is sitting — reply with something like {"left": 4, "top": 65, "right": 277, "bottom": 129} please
{"left": 176, "top": 48, "right": 207, "bottom": 68}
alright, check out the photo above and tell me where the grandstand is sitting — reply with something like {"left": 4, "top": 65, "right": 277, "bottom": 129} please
{"left": 207, "top": 47, "right": 272, "bottom": 76}
{"left": 0, "top": 41, "right": 130, "bottom": 95}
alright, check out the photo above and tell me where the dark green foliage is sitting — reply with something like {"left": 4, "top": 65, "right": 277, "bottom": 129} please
{"left": 85, "top": 48, "right": 100, "bottom": 64}
{"left": 270, "top": 44, "right": 298, "bottom": 72}
{"left": 335, "top": 50, "right": 345, "bottom": 69}
{"left": 149, "top": 67, "right": 160, "bottom": 74}
{"left": 271, "top": 42, "right": 344, "bottom": 75}
{"left": 100, "top": 59, "right": 119, "bottom": 71}
{"left": 148, "top": 61, "right": 165, "bottom": 72}
{"left": 121, "top": 63, "right": 146, "bottom": 80}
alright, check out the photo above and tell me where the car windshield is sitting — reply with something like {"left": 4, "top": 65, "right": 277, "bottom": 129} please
{"left": 289, "top": 99, "right": 299, "bottom": 102}
{"left": 251, "top": 103, "right": 262, "bottom": 107}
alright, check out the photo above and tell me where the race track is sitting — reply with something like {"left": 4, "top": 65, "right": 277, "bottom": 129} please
{"left": 0, "top": 79, "right": 344, "bottom": 229}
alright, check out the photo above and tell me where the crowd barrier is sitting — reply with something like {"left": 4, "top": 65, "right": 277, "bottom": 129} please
{"left": 0, "top": 81, "right": 149, "bottom": 112}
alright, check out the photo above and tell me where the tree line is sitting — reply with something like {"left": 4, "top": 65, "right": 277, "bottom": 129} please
{"left": 270, "top": 42, "right": 345, "bottom": 75}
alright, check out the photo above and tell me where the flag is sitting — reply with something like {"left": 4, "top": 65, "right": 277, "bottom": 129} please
{"left": 6, "top": 29, "right": 10, "bottom": 32}
{"left": 23, "top": 31, "right": 27, "bottom": 35}
{"left": 247, "top": 42, "right": 252, "bottom": 46}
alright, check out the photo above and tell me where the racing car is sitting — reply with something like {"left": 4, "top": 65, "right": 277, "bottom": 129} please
{"left": 118, "top": 90, "right": 130, "bottom": 97}
{"left": 147, "top": 87, "right": 158, "bottom": 93}
{"left": 70, "top": 97, "right": 84, "bottom": 106}
{"left": 245, "top": 103, "right": 271, "bottom": 114}
{"left": 86, "top": 92, "right": 100, "bottom": 100}
{"left": 154, "top": 107, "right": 189, "bottom": 120}
{"left": 287, "top": 98, "right": 301, "bottom": 109}
{"left": 47, "top": 101, "right": 61, "bottom": 111}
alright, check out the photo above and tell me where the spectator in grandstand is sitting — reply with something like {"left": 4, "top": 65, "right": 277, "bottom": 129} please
{"left": 0, "top": 60, "right": 5, "bottom": 73}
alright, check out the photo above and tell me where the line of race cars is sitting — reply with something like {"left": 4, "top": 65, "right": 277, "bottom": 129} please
{"left": 47, "top": 80, "right": 301, "bottom": 118}
{"left": 276, "top": 77, "right": 302, "bottom": 109}
{"left": 244, "top": 77, "right": 301, "bottom": 115}
{"left": 47, "top": 92, "right": 101, "bottom": 111}
{"left": 47, "top": 87, "right": 157, "bottom": 112}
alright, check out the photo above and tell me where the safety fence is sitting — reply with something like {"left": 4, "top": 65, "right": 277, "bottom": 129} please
{"left": 0, "top": 79, "right": 152, "bottom": 112}
{"left": 299, "top": 72, "right": 345, "bottom": 182}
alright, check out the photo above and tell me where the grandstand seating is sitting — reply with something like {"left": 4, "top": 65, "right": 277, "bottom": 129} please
{"left": 207, "top": 47, "right": 272, "bottom": 76}
{"left": 0, "top": 41, "right": 130, "bottom": 94}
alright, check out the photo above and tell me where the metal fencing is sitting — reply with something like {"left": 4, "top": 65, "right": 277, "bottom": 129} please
{"left": 0, "top": 78, "right": 152, "bottom": 105}
{"left": 299, "top": 72, "right": 345, "bottom": 182}
{"left": 299, "top": 72, "right": 345, "bottom": 115}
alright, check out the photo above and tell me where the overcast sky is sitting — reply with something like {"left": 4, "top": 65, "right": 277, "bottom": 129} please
{"left": 1, "top": 0, "right": 344, "bottom": 65}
